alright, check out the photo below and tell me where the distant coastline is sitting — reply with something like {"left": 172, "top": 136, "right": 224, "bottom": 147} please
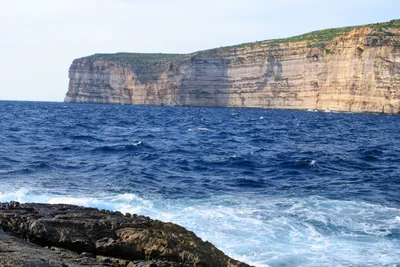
{"left": 65, "top": 19, "right": 400, "bottom": 114}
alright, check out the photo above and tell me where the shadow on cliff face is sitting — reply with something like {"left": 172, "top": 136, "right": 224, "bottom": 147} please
{"left": 257, "top": 47, "right": 284, "bottom": 92}
{"left": 177, "top": 52, "right": 231, "bottom": 107}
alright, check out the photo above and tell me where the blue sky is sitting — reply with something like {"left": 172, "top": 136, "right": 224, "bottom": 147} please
{"left": 0, "top": 0, "right": 398, "bottom": 101}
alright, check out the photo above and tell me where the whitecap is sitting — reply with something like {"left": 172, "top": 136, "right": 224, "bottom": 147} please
{"left": 133, "top": 141, "right": 142, "bottom": 146}
{"left": 1, "top": 189, "right": 400, "bottom": 266}
{"left": 188, "top": 127, "right": 210, "bottom": 132}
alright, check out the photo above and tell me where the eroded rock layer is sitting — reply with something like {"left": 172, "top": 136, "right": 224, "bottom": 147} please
{"left": 65, "top": 20, "right": 400, "bottom": 114}
{"left": 0, "top": 202, "right": 250, "bottom": 267}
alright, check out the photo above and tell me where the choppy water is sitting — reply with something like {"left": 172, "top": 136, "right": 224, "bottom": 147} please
{"left": 0, "top": 101, "right": 400, "bottom": 266}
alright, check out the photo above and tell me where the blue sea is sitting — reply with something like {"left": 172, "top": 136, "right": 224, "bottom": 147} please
{"left": 1, "top": 101, "right": 400, "bottom": 266}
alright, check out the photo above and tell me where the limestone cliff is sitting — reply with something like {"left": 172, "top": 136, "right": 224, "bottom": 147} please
{"left": 65, "top": 20, "right": 400, "bottom": 113}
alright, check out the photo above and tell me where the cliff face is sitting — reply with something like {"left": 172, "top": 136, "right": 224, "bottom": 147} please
{"left": 65, "top": 20, "right": 400, "bottom": 113}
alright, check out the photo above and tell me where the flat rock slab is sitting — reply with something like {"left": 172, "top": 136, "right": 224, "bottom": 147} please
{"left": 0, "top": 230, "right": 105, "bottom": 266}
{"left": 0, "top": 202, "right": 251, "bottom": 267}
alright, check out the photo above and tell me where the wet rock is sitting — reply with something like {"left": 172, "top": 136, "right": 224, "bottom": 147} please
{"left": 80, "top": 251, "right": 95, "bottom": 258}
{"left": 0, "top": 230, "right": 105, "bottom": 266}
{"left": 0, "top": 202, "right": 252, "bottom": 267}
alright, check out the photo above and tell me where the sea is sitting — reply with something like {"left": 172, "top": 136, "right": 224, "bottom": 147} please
{"left": 0, "top": 101, "right": 399, "bottom": 267}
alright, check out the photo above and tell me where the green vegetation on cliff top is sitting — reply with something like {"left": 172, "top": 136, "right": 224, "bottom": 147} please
{"left": 270, "top": 19, "right": 398, "bottom": 43}
{"left": 83, "top": 52, "right": 188, "bottom": 68}
{"left": 83, "top": 19, "right": 399, "bottom": 64}
{"left": 231, "top": 19, "right": 400, "bottom": 49}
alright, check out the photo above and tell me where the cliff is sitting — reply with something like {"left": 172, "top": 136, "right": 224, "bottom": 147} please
{"left": 65, "top": 19, "right": 400, "bottom": 113}
{"left": 0, "top": 202, "right": 251, "bottom": 267}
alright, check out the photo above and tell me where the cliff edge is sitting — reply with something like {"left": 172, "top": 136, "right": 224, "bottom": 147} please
{"left": 65, "top": 19, "right": 400, "bottom": 114}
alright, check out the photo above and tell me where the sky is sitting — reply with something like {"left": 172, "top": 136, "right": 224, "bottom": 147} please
{"left": 0, "top": 0, "right": 398, "bottom": 102}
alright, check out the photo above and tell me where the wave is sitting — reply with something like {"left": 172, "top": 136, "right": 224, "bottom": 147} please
{"left": 70, "top": 135, "right": 104, "bottom": 142}
{"left": 278, "top": 158, "right": 317, "bottom": 169}
{"left": 0, "top": 190, "right": 153, "bottom": 216}
{"left": 2, "top": 102, "right": 400, "bottom": 266}
{"left": 188, "top": 127, "right": 210, "bottom": 132}
{"left": 0, "top": 168, "right": 34, "bottom": 175}
{"left": 0, "top": 156, "right": 21, "bottom": 163}
{"left": 92, "top": 141, "right": 147, "bottom": 152}
{"left": 1, "top": 190, "right": 399, "bottom": 267}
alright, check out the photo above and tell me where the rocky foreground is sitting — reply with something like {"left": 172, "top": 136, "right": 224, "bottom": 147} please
{"left": 0, "top": 202, "right": 251, "bottom": 267}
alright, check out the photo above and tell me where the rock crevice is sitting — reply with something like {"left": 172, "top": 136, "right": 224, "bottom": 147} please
{"left": 0, "top": 202, "right": 251, "bottom": 267}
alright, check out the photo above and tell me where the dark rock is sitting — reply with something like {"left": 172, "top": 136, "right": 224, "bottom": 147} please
{"left": 0, "top": 202, "right": 252, "bottom": 267}
{"left": 0, "top": 230, "right": 105, "bottom": 266}
{"left": 80, "top": 251, "right": 95, "bottom": 258}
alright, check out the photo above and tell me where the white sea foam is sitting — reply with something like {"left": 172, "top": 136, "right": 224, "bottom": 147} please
{"left": 133, "top": 141, "right": 142, "bottom": 146}
{"left": 187, "top": 127, "right": 210, "bottom": 132}
{"left": 0, "top": 189, "right": 30, "bottom": 202}
{"left": 1, "top": 189, "right": 400, "bottom": 267}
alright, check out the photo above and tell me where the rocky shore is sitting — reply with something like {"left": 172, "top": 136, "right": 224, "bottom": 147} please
{"left": 0, "top": 202, "right": 251, "bottom": 267}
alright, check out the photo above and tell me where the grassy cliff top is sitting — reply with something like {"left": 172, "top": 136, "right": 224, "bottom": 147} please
{"left": 270, "top": 19, "right": 399, "bottom": 43}
{"left": 80, "top": 19, "right": 400, "bottom": 64}
{"left": 230, "top": 19, "right": 400, "bottom": 49}
{"left": 82, "top": 52, "right": 189, "bottom": 67}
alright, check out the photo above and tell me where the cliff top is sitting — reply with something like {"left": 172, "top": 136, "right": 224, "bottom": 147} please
{"left": 232, "top": 18, "right": 400, "bottom": 48}
{"left": 80, "top": 19, "right": 400, "bottom": 62}
{"left": 77, "top": 52, "right": 189, "bottom": 74}
{"left": 82, "top": 52, "right": 188, "bottom": 64}
{"left": 75, "top": 19, "right": 400, "bottom": 74}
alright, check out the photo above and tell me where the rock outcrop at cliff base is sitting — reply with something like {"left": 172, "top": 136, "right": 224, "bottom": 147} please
{"left": 0, "top": 202, "right": 251, "bottom": 267}
{"left": 65, "top": 19, "right": 400, "bottom": 114}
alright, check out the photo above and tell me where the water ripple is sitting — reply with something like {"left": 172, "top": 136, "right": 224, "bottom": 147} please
{"left": 1, "top": 101, "right": 400, "bottom": 266}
